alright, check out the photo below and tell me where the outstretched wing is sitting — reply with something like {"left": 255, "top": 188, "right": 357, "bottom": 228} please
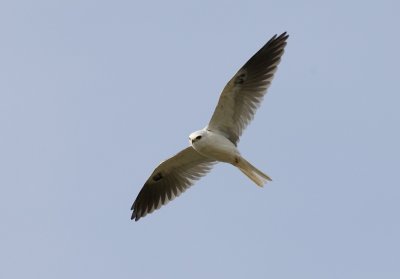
{"left": 207, "top": 32, "right": 288, "bottom": 144}
{"left": 131, "top": 147, "right": 215, "bottom": 221}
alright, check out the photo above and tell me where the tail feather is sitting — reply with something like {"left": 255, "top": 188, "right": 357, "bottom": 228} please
{"left": 236, "top": 157, "right": 272, "bottom": 187}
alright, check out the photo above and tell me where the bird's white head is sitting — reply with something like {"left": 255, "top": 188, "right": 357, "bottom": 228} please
{"left": 189, "top": 129, "right": 207, "bottom": 145}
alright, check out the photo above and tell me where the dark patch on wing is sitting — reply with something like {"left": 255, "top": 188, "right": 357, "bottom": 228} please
{"left": 234, "top": 72, "right": 247, "bottom": 84}
{"left": 152, "top": 172, "right": 163, "bottom": 181}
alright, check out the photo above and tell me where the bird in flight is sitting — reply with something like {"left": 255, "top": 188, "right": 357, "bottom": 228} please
{"left": 131, "top": 32, "right": 289, "bottom": 221}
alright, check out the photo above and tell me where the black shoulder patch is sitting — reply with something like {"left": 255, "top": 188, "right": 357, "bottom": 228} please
{"left": 152, "top": 172, "right": 163, "bottom": 182}
{"left": 234, "top": 72, "right": 246, "bottom": 85}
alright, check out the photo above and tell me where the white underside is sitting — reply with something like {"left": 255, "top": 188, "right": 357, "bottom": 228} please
{"left": 191, "top": 130, "right": 239, "bottom": 163}
{"left": 189, "top": 129, "right": 271, "bottom": 186}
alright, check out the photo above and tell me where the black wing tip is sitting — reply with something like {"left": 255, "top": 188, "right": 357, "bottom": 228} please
{"left": 275, "top": 31, "right": 289, "bottom": 40}
{"left": 265, "top": 32, "right": 289, "bottom": 48}
{"left": 131, "top": 210, "right": 141, "bottom": 222}
{"left": 257, "top": 32, "right": 289, "bottom": 60}
{"left": 130, "top": 202, "right": 141, "bottom": 221}
{"left": 270, "top": 32, "right": 289, "bottom": 45}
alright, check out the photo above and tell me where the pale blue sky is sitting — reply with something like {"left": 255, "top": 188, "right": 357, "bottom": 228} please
{"left": 1, "top": 1, "right": 399, "bottom": 278}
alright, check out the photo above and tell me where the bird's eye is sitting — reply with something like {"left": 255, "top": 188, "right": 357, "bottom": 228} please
{"left": 196, "top": 135, "right": 202, "bottom": 140}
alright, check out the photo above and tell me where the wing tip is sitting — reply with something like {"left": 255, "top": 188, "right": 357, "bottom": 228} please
{"left": 130, "top": 210, "right": 142, "bottom": 222}
{"left": 267, "top": 32, "right": 289, "bottom": 49}
{"left": 276, "top": 31, "right": 289, "bottom": 39}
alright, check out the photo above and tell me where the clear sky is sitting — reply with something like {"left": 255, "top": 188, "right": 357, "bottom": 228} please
{"left": 1, "top": 1, "right": 399, "bottom": 278}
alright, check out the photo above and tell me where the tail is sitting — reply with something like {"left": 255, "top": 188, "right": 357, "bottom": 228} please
{"left": 236, "top": 157, "right": 272, "bottom": 187}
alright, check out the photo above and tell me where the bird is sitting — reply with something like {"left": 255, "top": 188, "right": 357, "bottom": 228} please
{"left": 131, "top": 32, "right": 289, "bottom": 221}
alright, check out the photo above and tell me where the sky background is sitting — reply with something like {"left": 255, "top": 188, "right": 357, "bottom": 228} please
{"left": 1, "top": 1, "right": 399, "bottom": 278}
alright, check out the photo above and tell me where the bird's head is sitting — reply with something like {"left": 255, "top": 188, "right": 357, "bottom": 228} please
{"left": 189, "top": 130, "right": 206, "bottom": 145}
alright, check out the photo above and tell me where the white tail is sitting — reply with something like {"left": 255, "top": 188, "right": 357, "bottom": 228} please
{"left": 236, "top": 157, "right": 272, "bottom": 187}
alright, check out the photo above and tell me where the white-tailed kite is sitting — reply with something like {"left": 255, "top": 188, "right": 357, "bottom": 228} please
{"left": 131, "top": 32, "right": 289, "bottom": 221}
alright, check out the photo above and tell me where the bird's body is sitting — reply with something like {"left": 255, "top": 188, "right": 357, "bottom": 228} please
{"left": 189, "top": 129, "right": 238, "bottom": 164}
{"left": 131, "top": 32, "right": 289, "bottom": 221}
{"left": 189, "top": 129, "right": 271, "bottom": 186}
